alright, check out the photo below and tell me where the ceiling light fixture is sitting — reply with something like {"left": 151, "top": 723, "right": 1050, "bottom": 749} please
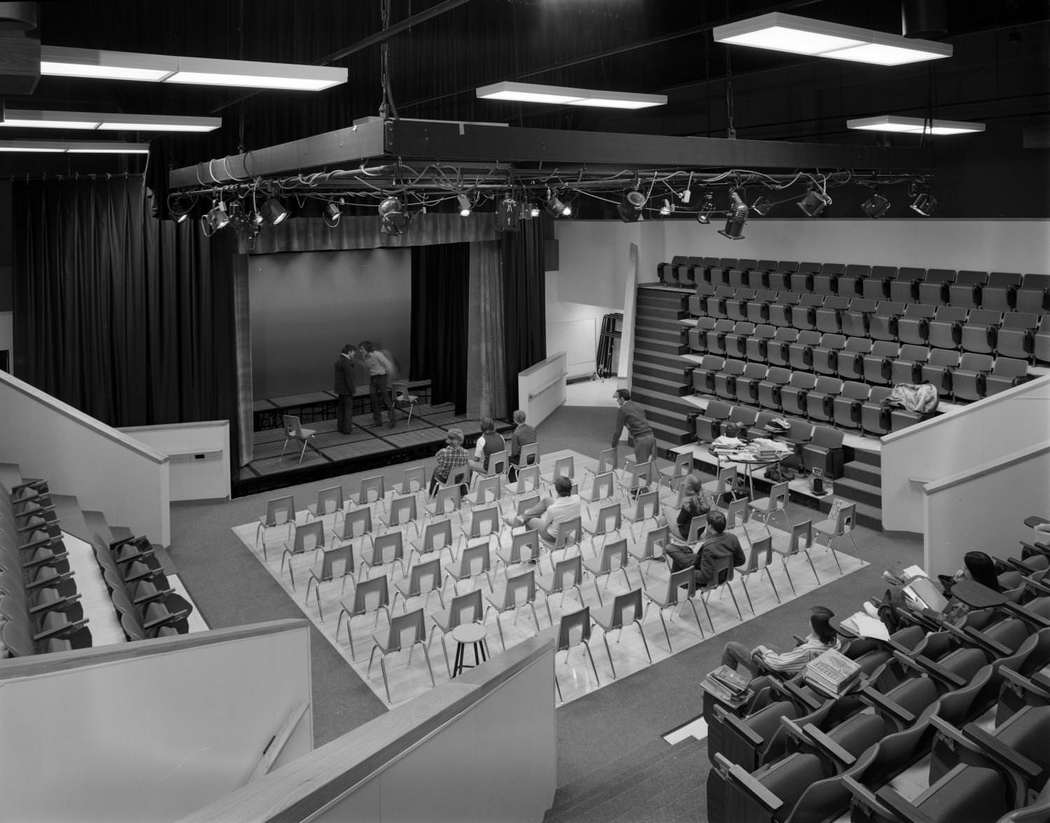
{"left": 545, "top": 190, "right": 571, "bottom": 218}
{"left": 379, "top": 196, "right": 408, "bottom": 235}
{"left": 0, "top": 139, "right": 149, "bottom": 153}
{"left": 457, "top": 192, "right": 473, "bottom": 217}
{"left": 528, "top": 202, "right": 541, "bottom": 219}
{"left": 476, "top": 81, "right": 666, "bottom": 110}
{"left": 718, "top": 191, "right": 748, "bottom": 240}
{"left": 910, "top": 189, "right": 938, "bottom": 217}
{"left": 659, "top": 199, "right": 674, "bottom": 217}
{"left": 846, "top": 114, "right": 985, "bottom": 135}
{"left": 797, "top": 188, "right": 832, "bottom": 217}
{"left": 497, "top": 194, "right": 521, "bottom": 232}
{"left": 751, "top": 195, "right": 773, "bottom": 216}
{"left": 0, "top": 108, "right": 221, "bottom": 132}
{"left": 713, "top": 12, "right": 952, "bottom": 66}
{"left": 861, "top": 191, "right": 892, "bottom": 218}
{"left": 696, "top": 193, "right": 716, "bottom": 224}
{"left": 39, "top": 46, "right": 347, "bottom": 91}
{"left": 262, "top": 196, "right": 289, "bottom": 225}
{"left": 323, "top": 201, "right": 342, "bottom": 229}
{"left": 616, "top": 186, "right": 646, "bottom": 222}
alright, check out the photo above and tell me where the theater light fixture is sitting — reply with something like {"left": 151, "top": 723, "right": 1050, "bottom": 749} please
{"left": 718, "top": 191, "right": 748, "bottom": 240}
{"left": 497, "top": 195, "right": 521, "bottom": 231}
{"left": 262, "top": 196, "right": 289, "bottom": 226}
{"left": 751, "top": 196, "right": 773, "bottom": 216}
{"left": 0, "top": 108, "right": 221, "bottom": 132}
{"left": 679, "top": 172, "right": 694, "bottom": 204}
{"left": 457, "top": 192, "right": 473, "bottom": 217}
{"left": 713, "top": 12, "right": 952, "bottom": 66}
{"left": 323, "top": 201, "right": 342, "bottom": 229}
{"left": 616, "top": 186, "right": 646, "bottom": 222}
{"left": 40, "top": 46, "right": 347, "bottom": 90}
{"left": 861, "top": 192, "right": 892, "bottom": 218}
{"left": 378, "top": 196, "right": 408, "bottom": 235}
{"left": 659, "top": 199, "right": 674, "bottom": 217}
{"left": 0, "top": 139, "right": 149, "bottom": 153}
{"left": 847, "top": 115, "right": 985, "bottom": 135}
{"left": 696, "top": 193, "right": 716, "bottom": 224}
{"left": 545, "top": 190, "right": 571, "bottom": 218}
{"left": 910, "top": 189, "right": 938, "bottom": 217}
{"left": 797, "top": 188, "right": 831, "bottom": 217}
{"left": 476, "top": 81, "right": 666, "bottom": 109}
{"left": 528, "top": 202, "right": 541, "bottom": 218}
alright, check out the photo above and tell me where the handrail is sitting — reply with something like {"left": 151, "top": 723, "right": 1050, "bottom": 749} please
{"left": 519, "top": 352, "right": 566, "bottom": 378}
{"left": 920, "top": 441, "right": 1050, "bottom": 495}
{"left": 121, "top": 419, "right": 230, "bottom": 434}
{"left": 0, "top": 370, "right": 167, "bottom": 464}
{"left": 529, "top": 373, "right": 568, "bottom": 400}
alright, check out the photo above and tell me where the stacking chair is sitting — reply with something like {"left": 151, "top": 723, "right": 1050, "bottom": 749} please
{"left": 380, "top": 494, "right": 420, "bottom": 538}
{"left": 465, "top": 475, "right": 502, "bottom": 512}
{"left": 736, "top": 534, "right": 780, "bottom": 611}
{"left": 584, "top": 503, "right": 624, "bottom": 554}
{"left": 543, "top": 516, "right": 584, "bottom": 558}
{"left": 696, "top": 551, "right": 744, "bottom": 631}
{"left": 985, "top": 357, "right": 1030, "bottom": 396}
{"left": 928, "top": 305, "right": 969, "bottom": 349}
{"left": 356, "top": 475, "right": 387, "bottom": 515}
{"left": 579, "top": 471, "right": 617, "bottom": 519}
{"left": 308, "top": 486, "right": 344, "bottom": 523}
{"left": 702, "top": 466, "right": 737, "bottom": 505}
{"left": 506, "top": 464, "right": 541, "bottom": 497}
{"left": 590, "top": 588, "right": 651, "bottom": 678}
{"left": 748, "top": 481, "right": 790, "bottom": 533}
{"left": 765, "top": 328, "right": 798, "bottom": 368}
{"left": 583, "top": 537, "right": 632, "bottom": 602}
{"left": 426, "top": 483, "right": 464, "bottom": 523}
{"left": 658, "top": 452, "right": 693, "bottom": 496}
{"left": 586, "top": 447, "right": 619, "bottom": 478}
{"left": 478, "top": 449, "right": 509, "bottom": 480}
{"left": 391, "top": 381, "right": 418, "bottom": 423}
{"left": 410, "top": 518, "right": 455, "bottom": 566}
{"left": 518, "top": 442, "right": 539, "bottom": 471}
{"left": 544, "top": 455, "right": 575, "bottom": 491}
{"left": 770, "top": 520, "right": 818, "bottom": 594}
{"left": 861, "top": 340, "right": 899, "bottom": 384}
{"left": 333, "top": 505, "right": 375, "bottom": 559}
{"left": 359, "top": 531, "right": 406, "bottom": 580}
{"left": 256, "top": 495, "right": 296, "bottom": 554}
{"left": 553, "top": 606, "right": 601, "bottom": 702}
{"left": 393, "top": 465, "right": 427, "bottom": 498}
{"left": 496, "top": 528, "right": 541, "bottom": 571}
{"left": 444, "top": 541, "right": 494, "bottom": 594}
{"left": 696, "top": 400, "right": 732, "bottom": 441}
{"left": 536, "top": 554, "right": 585, "bottom": 624}
{"left": 997, "top": 312, "right": 1040, "bottom": 360}
{"left": 623, "top": 490, "right": 660, "bottom": 541}
{"left": 460, "top": 505, "right": 501, "bottom": 553}
{"left": 429, "top": 588, "right": 484, "bottom": 676}
{"left": 367, "top": 608, "right": 435, "bottom": 703}
{"left": 484, "top": 568, "right": 542, "bottom": 651}
{"left": 961, "top": 309, "right": 1003, "bottom": 354}
{"left": 812, "top": 502, "right": 856, "bottom": 574}
{"left": 392, "top": 557, "right": 445, "bottom": 613}
{"left": 644, "top": 568, "right": 703, "bottom": 652}
{"left": 303, "top": 541, "right": 355, "bottom": 619}
{"left": 619, "top": 460, "right": 654, "bottom": 501}
{"left": 832, "top": 381, "right": 870, "bottom": 428}
{"left": 628, "top": 525, "right": 670, "bottom": 585}
{"left": 280, "top": 415, "right": 317, "bottom": 465}
{"left": 336, "top": 575, "right": 391, "bottom": 660}
{"left": 279, "top": 520, "right": 326, "bottom": 590}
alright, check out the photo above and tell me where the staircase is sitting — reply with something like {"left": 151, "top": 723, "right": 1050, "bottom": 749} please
{"left": 631, "top": 286, "right": 697, "bottom": 455}
{"left": 826, "top": 449, "right": 884, "bottom": 531}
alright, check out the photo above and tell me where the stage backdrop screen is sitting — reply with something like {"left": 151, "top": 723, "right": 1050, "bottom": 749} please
{"left": 249, "top": 249, "right": 411, "bottom": 399}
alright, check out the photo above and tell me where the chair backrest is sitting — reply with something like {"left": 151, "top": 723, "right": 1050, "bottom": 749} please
{"left": 283, "top": 415, "right": 305, "bottom": 438}
{"left": 373, "top": 531, "right": 404, "bottom": 563}
{"left": 812, "top": 427, "right": 844, "bottom": 448}
{"left": 448, "top": 464, "right": 471, "bottom": 487}
{"left": 686, "top": 514, "right": 708, "bottom": 543}
{"left": 431, "top": 485, "right": 462, "bottom": 517}
{"left": 458, "top": 542, "right": 492, "bottom": 578}
{"left": 351, "top": 575, "right": 390, "bottom": 615}
{"left": 596, "top": 447, "right": 618, "bottom": 474}
{"left": 665, "top": 568, "right": 695, "bottom": 605}
{"left": 513, "top": 465, "right": 541, "bottom": 494}
{"left": 293, "top": 520, "right": 325, "bottom": 553}
{"left": 384, "top": 607, "right": 426, "bottom": 652}
{"left": 315, "top": 486, "right": 343, "bottom": 516}
{"left": 407, "top": 558, "right": 442, "bottom": 596}
{"left": 790, "top": 520, "right": 813, "bottom": 553}
{"left": 487, "top": 449, "right": 509, "bottom": 476}
{"left": 473, "top": 475, "right": 502, "bottom": 505}
{"left": 519, "top": 443, "right": 539, "bottom": 467}
{"left": 724, "top": 498, "right": 749, "bottom": 529}
{"left": 644, "top": 525, "right": 670, "bottom": 559}
{"left": 625, "top": 460, "right": 655, "bottom": 491}
{"left": 713, "top": 466, "right": 737, "bottom": 497}
{"left": 552, "top": 516, "right": 583, "bottom": 550}
{"left": 508, "top": 529, "right": 540, "bottom": 564}
{"left": 742, "top": 534, "right": 773, "bottom": 574}
{"left": 552, "top": 456, "right": 575, "bottom": 481}
{"left": 671, "top": 451, "right": 693, "bottom": 478}
{"left": 388, "top": 494, "right": 418, "bottom": 526}
{"left": 632, "top": 489, "right": 659, "bottom": 521}
{"left": 833, "top": 502, "right": 856, "bottom": 535}
{"left": 515, "top": 494, "right": 541, "bottom": 517}
{"left": 556, "top": 606, "right": 592, "bottom": 652}
{"left": 264, "top": 496, "right": 296, "bottom": 527}
{"left": 468, "top": 505, "right": 501, "bottom": 539}
{"left": 764, "top": 481, "right": 790, "bottom": 513}
{"left": 340, "top": 506, "right": 373, "bottom": 540}
{"left": 420, "top": 519, "right": 453, "bottom": 554}
{"left": 595, "top": 503, "right": 622, "bottom": 535}
{"left": 400, "top": 466, "right": 427, "bottom": 494}
{"left": 499, "top": 569, "right": 537, "bottom": 610}
{"left": 597, "top": 538, "right": 629, "bottom": 574}
{"left": 358, "top": 476, "right": 386, "bottom": 506}
{"left": 587, "top": 471, "right": 616, "bottom": 502}
{"left": 607, "top": 589, "right": 644, "bottom": 630}
{"left": 699, "top": 551, "right": 736, "bottom": 592}
{"left": 549, "top": 554, "right": 583, "bottom": 593}
{"left": 446, "top": 589, "right": 484, "bottom": 629}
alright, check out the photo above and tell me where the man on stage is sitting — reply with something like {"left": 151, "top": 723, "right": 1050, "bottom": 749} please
{"left": 333, "top": 344, "right": 356, "bottom": 434}
{"left": 359, "top": 340, "right": 396, "bottom": 429}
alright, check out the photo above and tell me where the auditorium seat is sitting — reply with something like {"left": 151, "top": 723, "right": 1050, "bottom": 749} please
{"left": 791, "top": 293, "right": 824, "bottom": 330}
{"left": 788, "top": 330, "right": 821, "bottom": 370}
{"left": 949, "top": 269, "right": 988, "bottom": 307}
{"left": 676, "top": 258, "right": 696, "bottom": 287}
{"left": 859, "top": 340, "right": 897, "bottom": 385}
{"left": 787, "top": 419, "right": 814, "bottom": 447}
{"left": 1017, "top": 274, "right": 1050, "bottom": 313}
{"left": 692, "top": 355, "right": 725, "bottom": 393}
{"left": 695, "top": 400, "right": 732, "bottom": 441}
{"left": 802, "top": 427, "right": 844, "bottom": 479}
{"left": 961, "top": 309, "right": 1003, "bottom": 354}
{"left": 766, "top": 328, "right": 798, "bottom": 367}
{"left": 887, "top": 266, "right": 924, "bottom": 303}
{"left": 805, "top": 377, "right": 843, "bottom": 422}
{"left": 728, "top": 405, "right": 759, "bottom": 432}
{"left": 916, "top": 267, "right": 954, "bottom": 304}
{"left": 897, "top": 302, "right": 937, "bottom": 344}
{"left": 706, "top": 319, "right": 735, "bottom": 355}
{"left": 714, "top": 360, "right": 747, "bottom": 400}
{"left": 745, "top": 324, "right": 776, "bottom": 362}
{"left": 837, "top": 264, "right": 870, "bottom": 298}
{"left": 842, "top": 298, "right": 878, "bottom": 337}
{"left": 768, "top": 268, "right": 792, "bottom": 292}
{"left": 706, "top": 287, "right": 735, "bottom": 318}
{"left": 769, "top": 292, "right": 802, "bottom": 327}
{"left": 929, "top": 305, "right": 969, "bottom": 349}
{"left": 1034, "top": 316, "right": 1050, "bottom": 363}
{"left": 725, "top": 289, "right": 754, "bottom": 322}
{"left": 811, "top": 333, "right": 845, "bottom": 375}
{"left": 780, "top": 372, "right": 817, "bottom": 417}
{"left": 984, "top": 272, "right": 1023, "bottom": 310}
{"left": 869, "top": 301, "right": 905, "bottom": 341}
{"left": 657, "top": 258, "right": 680, "bottom": 284}
{"left": 757, "top": 368, "right": 791, "bottom": 410}
{"left": 789, "top": 268, "right": 815, "bottom": 293}
{"left": 689, "top": 317, "right": 717, "bottom": 351}
{"left": 726, "top": 267, "right": 747, "bottom": 289}
{"left": 735, "top": 363, "right": 768, "bottom": 405}
{"left": 997, "top": 312, "right": 1040, "bottom": 360}
{"left": 832, "top": 381, "right": 871, "bottom": 428}
{"left": 724, "top": 321, "right": 755, "bottom": 358}
{"left": 746, "top": 410, "right": 780, "bottom": 440}
{"left": 922, "top": 348, "right": 962, "bottom": 395}
{"left": 863, "top": 265, "right": 897, "bottom": 300}
{"left": 708, "top": 267, "right": 729, "bottom": 289}
{"left": 746, "top": 289, "right": 776, "bottom": 323}
{"left": 890, "top": 344, "right": 930, "bottom": 385}
{"left": 860, "top": 386, "right": 894, "bottom": 434}
{"left": 814, "top": 296, "right": 851, "bottom": 333}
{"left": 837, "top": 337, "right": 873, "bottom": 381}
{"left": 811, "top": 264, "right": 841, "bottom": 295}
{"left": 952, "top": 353, "right": 996, "bottom": 400}
{"left": 986, "top": 357, "right": 1031, "bottom": 396}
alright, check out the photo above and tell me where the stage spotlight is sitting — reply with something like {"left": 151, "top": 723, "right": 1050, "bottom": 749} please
{"left": 659, "top": 198, "right": 674, "bottom": 216}
{"left": 696, "top": 193, "right": 716, "bottom": 224}
{"left": 616, "top": 187, "right": 646, "bottom": 222}
{"left": 751, "top": 195, "right": 773, "bottom": 216}
{"left": 497, "top": 194, "right": 521, "bottom": 231}
{"left": 457, "top": 192, "right": 472, "bottom": 217}
{"left": 528, "top": 202, "right": 541, "bottom": 218}
{"left": 910, "top": 190, "right": 937, "bottom": 216}
{"left": 718, "top": 190, "right": 748, "bottom": 240}
{"left": 262, "top": 196, "right": 288, "bottom": 226}
{"left": 545, "top": 191, "right": 570, "bottom": 218}
{"left": 323, "top": 201, "right": 342, "bottom": 228}
{"left": 797, "top": 188, "right": 831, "bottom": 217}
{"left": 174, "top": 210, "right": 189, "bottom": 224}
{"left": 207, "top": 200, "right": 230, "bottom": 231}
{"left": 379, "top": 196, "right": 408, "bottom": 235}
{"left": 861, "top": 191, "right": 891, "bottom": 218}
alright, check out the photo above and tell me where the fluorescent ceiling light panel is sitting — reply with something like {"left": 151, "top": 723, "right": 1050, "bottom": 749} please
{"left": 847, "top": 115, "right": 985, "bottom": 135}
{"left": 713, "top": 13, "right": 952, "bottom": 65}
{"left": 0, "top": 139, "right": 149, "bottom": 153}
{"left": 0, "top": 109, "right": 100, "bottom": 129}
{"left": 477, "top": 81, "right": 666, "bottom": 109}
{"left": 0, "top": 141, "right": 66, "bottom": 152}
{"left": 1, "top": 108, "right": 220, "bottom": 133}
{"left": 40, "top": 46, "right": 177, "bottom": 81}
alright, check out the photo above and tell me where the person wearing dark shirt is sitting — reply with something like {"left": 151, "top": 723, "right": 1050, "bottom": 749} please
{"left": 359, "top": 340, "right": 396, "bottom": 429}
{"left": 508, "top": 410, "right": 537, "bottom": 481}
{"left": 332, "top": 344, "right": 356, "bottom": 434}
{"left": 693, "top": 510, "right": 745, "bottom": 588}
{"left": 471, "top": 417, "right": 506, "bottom": 473}
{"left": 611, "top": 388, "right": 655, "bottom": 463}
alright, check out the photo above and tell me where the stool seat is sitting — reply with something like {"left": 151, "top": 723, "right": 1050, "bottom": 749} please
{"left": 450, "top": 622, "right": 490, "bottom": 677}
{"left": 451, "top": 623, "right": 487, "bottom": 644}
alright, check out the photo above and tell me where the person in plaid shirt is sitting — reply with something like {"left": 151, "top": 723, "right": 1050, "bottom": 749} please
{"left": 429, "top": 428, "right": 470, "bottom": 495}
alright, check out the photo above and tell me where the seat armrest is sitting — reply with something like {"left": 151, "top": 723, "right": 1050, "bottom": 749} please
{"left": 999, "top": 666, "right": 1050, "bottom": 701}
{"left": 712, "top": 753, "right": 784, "bottom": 813}
{"left": 143, "top": 609, "right": 190, "bottom": 631}
{"left": 903, "top": 652, "right": 966, "bottom": 688}
{"left": 23, "top": 550, "right": 69, "bottom": 570}
{"left": 18, "top": 534, "right": 63, "bottom": 553}
{"left": 874, "top": 786, "right": 938, "bottom": 823}
{"left": 17, "top": 518, "right": 59, "bottom": 534}
{"left": 115, "top": 547, "right": 155, "bottom": 565}
{"left": 714, "top": 706, "right": 765, "bottom": 746}
{"left": 802, "top": 722, "right": 856, "bottom": 767}
{"left": 782, "top": 678, "right": 823, "bottom": 710}
{"left": 26, "top": 571, "right": 74, "bottom": 590}
{"left": 29, "top": 593, "right": 81, "bottom": 615}
{"left": 1003, "top": 600, "right": 1050, "bottom": 629}
{"left": 33, "top": 617, "right": 88, "bottom": 642}
{"left": 860, "top": 685, "right": 915, "bottom": 725}
{"left": 133, "top": 587, "right": 174, "bottom": 606}
{"left": 14, "top": 503, "right": 56, "bottom": 520}
{"left": 962, "top": 722, "right": 1043, "bottom": 779}
{"left": 842, "top": 776, "right": 891, "bottom": 818}
{"left": 961, "top": 625, "right": 1012, "bottom": 657}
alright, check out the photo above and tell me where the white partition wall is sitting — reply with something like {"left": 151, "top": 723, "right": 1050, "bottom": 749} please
{"left": 519, "top": 352, "right": 568, "bottom": 427}
{"left": 0, "top": 370, "right": 172, "bottom": 545}
{"left": 121, "top": 420, "right": 231, "bottom": 501}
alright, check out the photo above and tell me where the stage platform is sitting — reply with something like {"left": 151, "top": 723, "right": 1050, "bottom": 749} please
{"left": 235, "top": 402, "right": 512, "bottom": 498}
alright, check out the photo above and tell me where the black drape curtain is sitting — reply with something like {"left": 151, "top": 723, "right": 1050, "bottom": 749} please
{"left": 501, "top": 219, "right": 547, "bottom": 412}
{"left": 410, "top": 243, "right": 469, "bottom": 415}
{"left": 13, "top": 175, "right": 240, "bottom": 465}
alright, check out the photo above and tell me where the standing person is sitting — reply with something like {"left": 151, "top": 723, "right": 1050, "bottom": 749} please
{"left": 611, "top": 388, "right": 655, "bottom": 463}
{"left": 333, "top": 344, "right": 356, "bottom": 434}
{"left": 359, "top": 341, "right": 396, "bottom": 429}
{"left": 430, "top": 428, "right": 471, "bottom": 495}
{"left": 471, "top": 417, "right": 506, "bottom": 473}
{"left": 507, "top": 410, "right": 537, "bottom": 481}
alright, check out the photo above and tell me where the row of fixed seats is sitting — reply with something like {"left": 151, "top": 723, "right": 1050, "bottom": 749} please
{"left": 704, "top": 541, "right": 1050, "bottom": 823}
{"left": 687, "top": 293, "right": 1049, "bottom": 363}
{"left": 0, "top": 478, "right": 92, "bottom": 656}
{"left": 660, "top": 255, "right": 1050, "bottom": 313}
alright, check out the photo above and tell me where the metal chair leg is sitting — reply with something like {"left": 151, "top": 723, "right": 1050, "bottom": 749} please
{"left": 635, "top": 620, "right": 653, "bottom": 663}
{"left": 298, "top": 438, "right": 309, "bottom": 465}
{"left": 379, "top": 657, "right": 391, "bottom": 703}
{"left": 727, "top": 582, "right": 743, "bottom": 620}
{"left": 554, "top": 671, "right": 563, "bottom": 702}
{"left": 804, "top": 550, "right": 821, "bottom": 584}
{"left": 657, "top": 610, "right": 672, "bottom": 652}
{"left": 602, "top": 633, "right": 617, "bottom": 679}
{"left": 765, "top": 567, "right": 781, "bottom": 603}
{"left": 740, "top": 576, "right": 755, "bottom": 615}
{"left": 420, "top": 642, "right": 436, "bottom": 688}
{"left": 584, "top": 641, "right": 600, "bottom": 686}
{"left": 781, "top": 557, "right": 797, "bottom": 595}
{"left": 700, "top": 595, "right": 715, "bottom": 633}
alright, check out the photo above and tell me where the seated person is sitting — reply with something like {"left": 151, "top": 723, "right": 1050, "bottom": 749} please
{"left": 667, "top": 510, "right": 747, "bottom": 583}
{"left": 711, "top": 422, "right": 746, "bottom": 451}
{"left": 507, "top": 410, "right": 537, "bottom": 480}
{"left": 470, "top": 417, "right": 506, "bottom": 474}
{"left": 673, "top": 473, "right": 713, "bottom": 540}
{"left": 720, "top": 606, "right": 842, "bottom": 679}
{"left": 429, "top": 428, "right": 470, "bottom": 495}
{"left": 503, "top": 475, "right": 580, "bottom": 545}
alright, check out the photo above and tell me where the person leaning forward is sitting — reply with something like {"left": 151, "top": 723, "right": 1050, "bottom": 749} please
{"left": 333, "top": 344, "right": 356, "bottom": 434}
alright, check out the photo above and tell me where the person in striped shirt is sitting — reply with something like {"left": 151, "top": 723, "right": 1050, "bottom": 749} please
{"left": 719, "top": 606, "right": 843, "bottom": 678}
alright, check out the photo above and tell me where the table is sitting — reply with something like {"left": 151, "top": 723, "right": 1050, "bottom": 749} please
{"left": 450, "top": 623, "right": 489, "bottom": 678}
{"left": 709, "top": 448, "right": 791, "bottom": 499}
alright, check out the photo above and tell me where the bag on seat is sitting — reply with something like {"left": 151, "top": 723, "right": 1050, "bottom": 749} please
{"left": 887, "top": 383, "right": 939, "bottom": 414}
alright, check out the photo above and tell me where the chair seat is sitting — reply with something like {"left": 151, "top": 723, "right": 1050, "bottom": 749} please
{"left": 812, "top": 517, "right": 837, "bottom": 536}
{"left": 589, "top": 602, "right": 619, "bottom": 629}
{"left": 298, "top": 428, "right": 317, "bottom": 438}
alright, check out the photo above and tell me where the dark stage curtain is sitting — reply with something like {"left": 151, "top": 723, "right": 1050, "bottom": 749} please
{"left": 12, "top": 175, "right": 240, "bottom": 465}
{"left": 501, "top": 219, "right": 547, "bottom": 412}
{"left": 410, "top": 243, "right": 469, "bottom": 415}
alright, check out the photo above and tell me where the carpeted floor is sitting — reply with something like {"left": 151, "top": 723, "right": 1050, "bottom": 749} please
{"left": 167, "top": 403, "right": 923, "bottom": 821}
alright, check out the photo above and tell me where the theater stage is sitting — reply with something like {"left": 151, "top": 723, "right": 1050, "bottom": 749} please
{"left": 235, "top": 402, "right": 513, "bottom": 497}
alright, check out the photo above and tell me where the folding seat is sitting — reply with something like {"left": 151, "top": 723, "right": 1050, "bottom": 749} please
{"left": 810, "top": 333, "right": 846, "bottom": 375}
{"left": 768, "top": 291, "right": 801, "bottom": 327}
{"left": 960, "top": 308, "right": 1003, "bottom": 354}
{"left": 862, "top": 340, "right": 901, "bottom": 384}
{"left": 728, "top": 405, "right": 759, "bottom": 432}
{"left": 802, "top": 426, "right": 844, "bottom": 477}
{"left": 745, "top": 324, "right": 776, "bottom": 362}
{"left": 913, "top": 267, "right": 952, "bottom": 304}
{"left": 726, "top": 267, "right": 748, "bottom": 289}
{"left": 890, "top": 344, "right": 930, "bottom": 385}
{"left": 705, "top": 318, "right": 736, "bottom": 355}
{"left": 869, "top": 300, "right": 905, "bottom": 341}
{"left": 985, "top": 357, "right": 1030, "bottom": 396}
{"left": 674, "top": 258, "right": 695, "bottom": 287}
{"left": 921, "top": 348, "right": 961, "bottom": 395}
{"left": 790, "top": 293, "right": 824, "bottom": 329}
{"left": 787, "top": 329, "right": 822, "bottom": 370}
{"left": 705, "top": 285, "right": 736, "bottom": 317}
{"left": 780, "top": 372, "right": 817, "bottom": 417}
{"left": 687, "top": 294, "right": 703, "bottom": 317}
{"left": 809, "top": 267, "right": 835, "bottom": 295}
{"left": 723, "top": 321, "right": 755, "bottom": 358}
{"left": 694, "top": 400, "right": 732, "bottom": 441}
{"left": 756, "top": 260, "right": 779, "bottom": 275}
{"left": 928, "top": 305, "right": 969, "bottom": 349}
{"left": 945, "top": 269, "right": 986, "bottom": 308}
{"left": 814, "top": 295, "right": 851, "bottom": 333}
{"left": 897, "top": 302, "right": 937, "bottom": 344}
{"left": 951, "top": 353, "right": 995, "bottom": 401}
{"left": 777, "top": 260, "right": 799, "bottom": 272}
{"left": 687, "top": 318, "right": 714, "bottom": 353}
{"left": 698, "top": 256, "right": 720, "bottom": 284}
{"left": 745, "top": 288, "right": 776, "bottom": 323}
{"left": 831, "top": 381, "right": 870, "bottom": 429}
{"left": 786, "top": 419, "right": 813, "bottom": 447}
{"left": 714, "top": 359, "right": 747, "bottom": 400}
{"left": 724, "top": 288, "right": 754, "bottom": 322}
{"left": 836, "top": 264, "right": 870, "bottom": 298}
{"left": 691, "top": 354, "right": 725, "bottom": 394}
{"left": 656, "top": 258, "right": 680, "bottom": 284}
{"left": 886, "top": 266, "right": 922, "bottom": 302}
{"left": 836, "top": 337, "right": 873, "bottom": 381}
{"left": 708, "top": 266, "right": 730, "bottom": 288}
{"left": 788, "top": 269, "right": 814, "bottom": 293}
{"left": 841, "top": 297, "right": 878, "bottom": 337}
{"left": 718, "top": 257, "right": 739, "bottom": 271}
{"left": 767, "top": 268, "right": 792, "bottom": 292}
{"left": 757, "top": 367, "right": 791, "bottom": 410}
{"left": 858, "top": 386, "right": 890, "bottom": 434}
{"left": 736, "top": 258, "right": 757, "bottom": 274}
{"left": 982, "top": 271, "right": 1022, "bottom": 310}
{"left": 862, "top": 265, "right": 896, "bottom": 300}
{"left": 1035, "top": 316, "right": 1050, "bottom": 363}
{"left": 733, "top": 363, "right": 768, "bottom": 406}
{"left": 997, "top": 312, "right": 1040, "bottom": 360}
{"left": 797, "top": 261, "right": 821, "bottom": 273}
{"left": 1017, "top": 274, "right": 1050, "bottom": 313}
{"left": 746, "top": 410, "right": 780, "bottom": 440}
{"left": 766, "top": 327, "right": 798, "bottom": 367}
{"left": 805, "top": 376, "right": 843, "bottom": 421}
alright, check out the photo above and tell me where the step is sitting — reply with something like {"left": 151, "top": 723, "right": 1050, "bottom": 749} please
{"left": 633, "top": 348, "right": 689, "bottom": 372}
{"left": 649, "top": 422, "right": 694, "bottom": 447}
{"left": 632, "top": 361, "right": 693, "bottom": 384}
{"left": 81, "top": 509, "right": 116, "bottom": 547}
{"left": 635, "top": 306, "right": 686, "bottom": 322}
{"left": 634, "top": 318, "right": 685, "bottom": 336}
{"left": 843, "top": 461, "right": 882, "bottom": 486}
{"left": 851, "top": 448, "right": 882, "bottom": 469}
{"left": 631, "top": 389, "right": 699, "bottom": 417}
{"left": 635, "top": 402, "right": 697, "bottom": 431}
{"left": 632, "top": 375, "right": 691, "bottom": 397}
{"left": 637, "top": 286, "right": 689, "bottom": 305}
{"left": 634, "top": 332, "right": 686, "bottom": 351}
{"left": 110, "top": 525, "right": 135, "bottom": 542}
{"left": 50, "top": 493, "right": 95, "bottom": 543}
{"left": 637, "top": 294, "right": 689, "bottom": 311}
{"left": 831, "top": 476, "right": 882, "bottom": 509}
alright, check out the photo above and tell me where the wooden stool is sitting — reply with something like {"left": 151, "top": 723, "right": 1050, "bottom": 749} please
{"left": 450, "top": 623, "right": 489, "bottom": 678}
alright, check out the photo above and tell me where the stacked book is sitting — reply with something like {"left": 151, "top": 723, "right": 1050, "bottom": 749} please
{"left": 804, "top": 649, "right": 862, "bottom": 698}
{"left": 700, "top": 664, "right": 752, "bottom": 707}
